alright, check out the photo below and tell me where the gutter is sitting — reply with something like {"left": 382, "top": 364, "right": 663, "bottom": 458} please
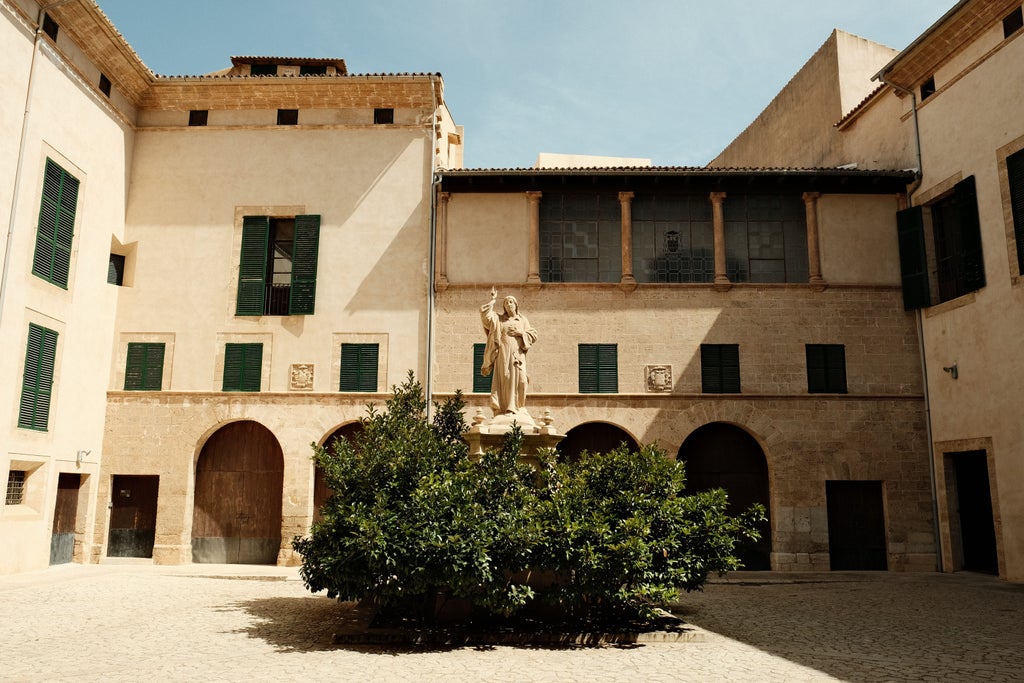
{"left": 425, "top": 73, "right": 441, "bottom": 418}
{"left": 0, "top": 0, "right": 77, "bottom": 330}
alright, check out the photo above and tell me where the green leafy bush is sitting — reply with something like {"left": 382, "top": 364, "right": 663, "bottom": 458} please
{"left": 293, "top": 373, "right": 764, "bottom": 622}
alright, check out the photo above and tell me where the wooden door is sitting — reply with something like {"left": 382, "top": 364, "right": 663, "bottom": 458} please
{"left": 826, "top": 480, "right": 888, "bottom": 570}
{"left": 679, "top": 423, "right": 772, "bottom": 570}
{"left": 192, "top": 421, "right": 283, "bottom": 564}
{"left": 50, "top": 473, "right": 79, "bottom": 565}
{"left": 107, "top": 475, "right": 159, "bottom": 558}
{"left": 953, "top": 451, "right": 998, "bottom": 573}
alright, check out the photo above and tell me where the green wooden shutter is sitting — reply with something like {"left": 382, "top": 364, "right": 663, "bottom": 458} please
{"left": 472, "top": 343, "right": 492, "bottom": 393}
{"left": 806, "top": 344, "right": 826, "bottom": 393}
{"left": 18, "top": 324, "right": 58, "bottom": 431}
{"left": 340, "top": 343, "right": 378, "bottom": 392}
{"left": 289, "top": 214, "right": 320, "bottom": 314}
{"left": 720, "top": 344, "right": 740, "bottom": 392}
{"left": 223, "top": 343, "right": 262, "bottom": 392}
{"left": 955, "top": 176, "right": 985, "bottom": 294}
{"left": 32, "top": 159, "right": 79, "bottom": 289}
{"left": 125, "top": 343, "right": 165, "bottom": 390}
{"left": 579, "top": 344, "right": 617, "bottom": 393}
{"left": 807, "top": 344, "right": 846, "bottom": 393}
{"left": 896, "top": 206, "right": 931, "bottom": 310}
{"left": 702, "top": 344, "right": 739, "bottom": 393}
{"left": 578, "top": 344, "right": 598, "bottom": 393}
{"left": 1008, "top": 150, "right": 1024, "bottom": 274}
{"left": 236, "top": 216, "right": 269, "bottom": 316}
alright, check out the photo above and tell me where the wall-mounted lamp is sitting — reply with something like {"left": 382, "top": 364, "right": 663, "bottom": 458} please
{"left": 942, "top": 363, "right": 958, "bottom": 380}
{"left": 76, "top": 449, "right": 91, "bottom": 466}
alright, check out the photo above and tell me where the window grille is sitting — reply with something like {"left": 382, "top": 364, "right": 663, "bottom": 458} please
{"left": 6, "top": 471, "right": 26, "bottom": 505}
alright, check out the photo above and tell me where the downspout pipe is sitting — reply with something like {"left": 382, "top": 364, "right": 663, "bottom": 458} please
{"left": 0, "top": 0, "right": 77, "bottom": 330}
{"left": 425, "top": 73, "right": 441, "bottom": 419}
{"left": 873, "top": 71, "right": 941, "bottom": 572}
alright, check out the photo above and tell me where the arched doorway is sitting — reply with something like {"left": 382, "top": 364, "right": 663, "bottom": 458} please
{"left": 313, "top": 422, "right": 364, "bottom": 523}
{"left": 557, "top": 422, "right": 639, "bottom": 461}
{"left": 192, "top": 421, "right": 283, "bottom": 564}
{"left": 678, "top": 422, "right": 772, "bottom": 570}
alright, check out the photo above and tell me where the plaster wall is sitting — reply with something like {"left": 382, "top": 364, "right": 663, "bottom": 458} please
{"left": 0, "top": 3, "right": 132, "bottom": 574}
{"left": 818, "top": 194, "right": 903, "bottom": 284}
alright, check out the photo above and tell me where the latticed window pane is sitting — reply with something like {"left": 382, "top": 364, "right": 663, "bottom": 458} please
{"left": 540, "top": 194, "right": 621, "bottom": 282}
{"left": 723, "top": 194, "right": 807, "bottom": 283}
{"left": 633, "top": 195, "right": 714, "bottom": 283}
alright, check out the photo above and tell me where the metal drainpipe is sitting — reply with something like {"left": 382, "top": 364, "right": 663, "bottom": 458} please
{"left": 425, "top": 74, "right": 441, "bottom": 419}
{"left": 876, "top": 72, "right": 941, "bottom": 571}
{"left": 0, "top": 0, "right": 77, "bottom": 329}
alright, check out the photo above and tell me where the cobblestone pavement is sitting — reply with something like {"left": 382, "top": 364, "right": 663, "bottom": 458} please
{"left": 1, "top": 564, "right": 1022, "bottom": 682}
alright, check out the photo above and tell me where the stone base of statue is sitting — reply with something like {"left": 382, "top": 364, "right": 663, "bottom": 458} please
{"left": 463, "top": 408, "right": 565, "bottom": 465}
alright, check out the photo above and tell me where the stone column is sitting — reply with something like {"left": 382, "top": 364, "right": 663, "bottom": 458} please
{"left": 803, "top": 191, "right": 826, "bottom": 290}
{"left": 526, "top": 191, "right": 542, "bottom": 287}
{"left": 618, "top": 191, "right": 637, "bottom": 292}
{"left": 710, "top": 192, "right": 731, "bottom": 291}
{"left": 435, "top": 191, "right": 450, "bottom": 292}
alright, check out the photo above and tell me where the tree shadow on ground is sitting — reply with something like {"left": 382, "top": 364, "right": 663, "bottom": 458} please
{"left": 229, "top": 596, "right": 692, "bottom": 654}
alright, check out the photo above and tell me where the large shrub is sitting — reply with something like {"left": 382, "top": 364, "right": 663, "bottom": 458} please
{"left": 294, "top": 374, "right": 764, "bottom": 622}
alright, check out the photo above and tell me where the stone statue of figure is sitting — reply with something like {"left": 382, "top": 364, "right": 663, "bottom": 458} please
{"left": 480, "top": 287, "right": 538, "bottom": 422}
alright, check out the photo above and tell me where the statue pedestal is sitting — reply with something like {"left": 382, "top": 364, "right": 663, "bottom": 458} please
{"left": 463, "top": 409, "right": 565, "bottom": 464}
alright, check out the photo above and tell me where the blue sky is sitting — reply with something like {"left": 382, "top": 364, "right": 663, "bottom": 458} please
{"left": 96, "top": 0, "right": 948, "bottom": 168}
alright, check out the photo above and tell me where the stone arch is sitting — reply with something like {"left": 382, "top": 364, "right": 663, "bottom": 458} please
{"left": 312, "top": 421, "right": 364, "bottom": 523}
{"left": 557, "top": 421, "right": 640, "bottom": 461}
{"left": 192, "top": 420, "right": 283, "bottom": 564}
{"left": 678, "top": 421, "right": 772, "bottom": 570}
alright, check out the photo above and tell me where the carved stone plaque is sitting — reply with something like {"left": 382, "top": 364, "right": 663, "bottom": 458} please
{"left": 645, "top": 364, "right": 672, "bottom": 392}
{"left": 290, "top": 363, "right": 314, "bottom": 391}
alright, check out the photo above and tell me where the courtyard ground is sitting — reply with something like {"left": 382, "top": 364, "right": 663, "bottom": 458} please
{"left": 1, "top": 563, "right": 1022, "bottom": 682}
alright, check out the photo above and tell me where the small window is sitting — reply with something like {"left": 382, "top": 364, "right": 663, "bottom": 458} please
{"left": 472, "top": 343, "right": 492, "bottom": 394}
{"left": 236, "top": 215, "right": 321, "bottom": 316}
{"left": 277, "top": 109, "right": 298, "bottom": 125}
{"left": 701, "top": 344, "right": 740, "bottom": 393}
{"left": 806, "top": 344, "right": 847, "bottom": 394}
{"left": 107, "top": 253, "right": 125, "bottom": 285}
{"left": 340, "top": 343, "right": 379, "bottom": 392}
{"left": 251, "top": 64, "right": 277, "bottom": 76}
{"left": 300, "top": 65, "right": 327, "bottom": 75}
{"left": 124, "top": 342, "right": 165, "bottom": 391}
{"left": 374, "top": 108, "right": 394, "bottom": 124}
{"left": 578, "top": 344, "right": 618, "bottom": 393}
{"left": 41, "top": 13, "right": 58, "bottom": 41}
{"left": 32, "top": 158, "right": 80, "bottom": 289}
{"left": 920, "top": 76, "right": 936, "bottom": 100}
{"left": 99, "top": 74, "right": 111, "bottom": 98}
{"left": 1004, "top": 6, "right": 1023, "bottom": 38}
{"left": 222, "top": 343, "right": 262, "bottom": 392}
{"left": 188, "top": 110, "right": 208, "bottom": 127}
{"left": 19, "top": 323, "right": 58, "bottom": 431}
{"left": 5, "top": 470, "right": 26, "bottom": 506}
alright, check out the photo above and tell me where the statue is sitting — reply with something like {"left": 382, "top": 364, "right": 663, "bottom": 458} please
{"left": 480, "top": 287, "right": 538, "bottom": 423}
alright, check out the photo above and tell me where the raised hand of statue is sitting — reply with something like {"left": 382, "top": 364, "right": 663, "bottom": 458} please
{"left": 490, "top": 286, "right": 498, "bottom": 300}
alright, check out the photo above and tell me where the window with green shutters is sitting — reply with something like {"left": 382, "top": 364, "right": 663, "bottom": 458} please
{"left": 806, "top": 344, "right": 847, "bottom": 394}
{"left": 896, "top": 205, "right": 931, "bottom": 310}
{"left": 222, "top": 343, "right": 262, "bottom": 392}
{"left": 19, "top": 324, "right": 58, "bottom": 431}
{"left": 1007, "top": 148, "right": 1024, "bottom": 275}
{"left": 236, "top": 215, "right": 320, "bottom": 316}
{"left": 472, "top": 343, "right": 492, "bottom": 393}
{"left": 124, "top": 343, "right": 165, "bottom": 391}
{"left": 578, "top": 343, "right": 618, "bottom": 393}
{"left": 340, "top": 343, "right": 379, "bottom": 392}
{"left": 701, "top": 344, "right": 740, "bottom": 393}
{"left": 32, "top": 159, "right": 80, "bottom": 289}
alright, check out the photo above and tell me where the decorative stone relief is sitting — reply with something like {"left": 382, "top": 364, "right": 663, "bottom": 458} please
{"left": 645, "top": 364, "right": 672, "bottom": 392}
{"left": 289, "top": 363, "right": 314, "bottom": 391}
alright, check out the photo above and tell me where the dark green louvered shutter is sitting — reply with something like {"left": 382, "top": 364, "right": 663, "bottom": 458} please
{"left": 124, "top": 342, "right": 165, "bottom": 390}
{"left": 19, "top": 324, "right": 58, "bottom": 431}
{"left": 340, "top": 343, "right": 379, "bottom": 392}
{"left": 472, "top": 343, "right": 492, "bottom": 393}
{"left": 236, "top": 216, "right": 269, "bottom": 315}
{"left": 579, "top": 344, "right": 617, "bottom": 393}
{"left": 32, "top": 159, "right": 79, "bottom": 288}
{"left": 1008, "top": 150, "right": 1024, "bottom": 273}
{"left": 223, "top": 343, "right": 262, "bottom": 392}
{"left": 896, "top": 206, "right": 931, "bottom": 310}
{"left": 807, "top": 344, "right": 847, "bottom": 393}
{"left": 701, "top": 344, "right": 740, "bottom": 393}
{"left": 955, "top": 176, "right": 985, "bottom": 294}
{"left": 289, "top": 214, "right": 320, "bottom": 314}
